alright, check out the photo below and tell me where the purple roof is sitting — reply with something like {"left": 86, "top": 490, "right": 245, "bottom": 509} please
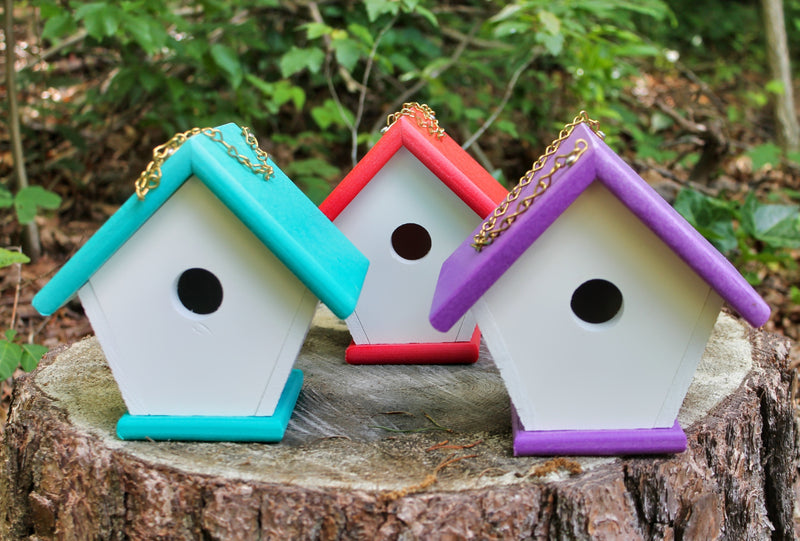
{"left": 429, "top": 123, "right": 771, "bottom": 331}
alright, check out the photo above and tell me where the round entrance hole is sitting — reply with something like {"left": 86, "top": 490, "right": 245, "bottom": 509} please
{"left": 176, "top": 268, "right": 223, "bottom": 315}
{"left": 391, "top": 223, "right": 432, "bottom": 261}
{"left": 570, "top": 279, "right": 623, "bottom": 325}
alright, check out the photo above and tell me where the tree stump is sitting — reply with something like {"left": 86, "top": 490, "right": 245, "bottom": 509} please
{"left": 0, "top": 310, "right": 796, "bottom": 540}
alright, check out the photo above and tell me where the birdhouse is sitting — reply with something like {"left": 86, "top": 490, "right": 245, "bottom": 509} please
{"left": 33, "top": 123, "right": 368, "bottom": 442}
{"left": 319, "top": 103, "right": 507, "bottom": 364}
{"left": 429, "top": 114, "right": 770, "bottom": 455}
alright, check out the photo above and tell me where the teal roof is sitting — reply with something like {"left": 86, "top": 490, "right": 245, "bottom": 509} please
{"left": 33, "top": 123, "right": 368, "bottom": 320}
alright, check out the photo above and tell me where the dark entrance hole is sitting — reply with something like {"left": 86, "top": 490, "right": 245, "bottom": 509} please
{"left": 391, "top": 223, "right": 432, "bottom": 261}
{"left": 570, "top": 279, "right": 623, "bottom": 324}
{"left": 176, "top": 268, "right": 224, "bottom": 315}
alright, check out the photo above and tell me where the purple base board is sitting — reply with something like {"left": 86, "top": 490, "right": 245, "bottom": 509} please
{"left": 511, "top": 408, "right": 687, "bottom": 456}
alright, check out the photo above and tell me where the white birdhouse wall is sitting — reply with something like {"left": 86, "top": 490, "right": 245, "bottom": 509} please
{"left": 332, "top": 148, "right": 479, "bottom": 345}
{"left": 473, "top": 181, "right": 723, "bottom": 432}
{"left": 78, "top": 177, "right": 317, "bottom": 417}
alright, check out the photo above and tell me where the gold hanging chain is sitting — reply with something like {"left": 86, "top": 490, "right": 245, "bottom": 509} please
{"left": 383, "top": 102, "right": 445, "bottom": 139}
{"left": 134, "top": 126, "right": 274, "bottom": 200}
{"left": 471, "top": 111, "right": 603, "bottom": 252}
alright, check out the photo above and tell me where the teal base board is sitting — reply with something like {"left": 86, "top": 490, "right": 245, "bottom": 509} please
{"left": 116, "top": 369, "right": 303, "bottom": 442}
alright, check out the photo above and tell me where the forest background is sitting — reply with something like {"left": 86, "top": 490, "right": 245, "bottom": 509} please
{"left": 1, "top": 0, "right": 800, "bottom": 418}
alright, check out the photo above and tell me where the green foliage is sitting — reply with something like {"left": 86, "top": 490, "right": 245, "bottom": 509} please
{"left": 0, "top": 330, "right": 48, "bottom": 380}
{"left": 673, "top": 189, "right": 738, "bottom": 253}
{"left": 0, "top": 251, "right": 48, "bottom": 378}
{"left": 282, "top": 158, "right": 341, "bottom": 205}
{"left": 455, "top": 0, "right": 670, "bottom": 134}
{"left": 747, "top": 143, "right": 784, "bottom": 171}
{"left": 0, "top": 248, "right": 30, "bottom": 268}
{"left": 745, "top": 142, "right": 800, "bottom": 172}
{"left": 648, "top": 0, "right": 765, "bottom": 68}
{"left": 791, "top": 285, "right": 800, "bottom": 305}
{"left": 674, "top": 189, "right": 800, "bottom": 284}
{"left": 0, "top": 185, "right": 62, "bottom": 225}
{"left": 27, "top": 0, "right": 675, "bottom": 198}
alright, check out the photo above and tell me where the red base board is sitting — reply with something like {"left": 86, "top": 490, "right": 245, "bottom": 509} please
{"left": 345, "top": 327, "right": 481, "bottom": 365}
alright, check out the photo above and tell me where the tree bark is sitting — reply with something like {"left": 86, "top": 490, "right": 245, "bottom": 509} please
{"left": 0, "top": 311, "right": 796, "bottom": 540}
{"left": 761, "top": 0, "right": 800, "bottom": 154}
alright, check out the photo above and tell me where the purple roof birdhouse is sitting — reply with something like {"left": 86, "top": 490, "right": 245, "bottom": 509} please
{"left": 429, "top": 115, "right": 770, "bottom": 456}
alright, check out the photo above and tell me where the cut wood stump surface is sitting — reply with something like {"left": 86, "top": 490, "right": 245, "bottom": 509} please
{"left": 0, "top": 310, "right": 796, "bottom": 540}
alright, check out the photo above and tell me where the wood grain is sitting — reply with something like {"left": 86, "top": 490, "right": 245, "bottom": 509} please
{"left": 0, "top": 309, "right": 795, "bottom": 540}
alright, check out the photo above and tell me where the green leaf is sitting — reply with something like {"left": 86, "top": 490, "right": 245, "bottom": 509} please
{"left": 0, "top": 340, "right": 22, "bottom": 380}
{"left": 673, "top": 189, "right": 738, "bottom": 253}
{"left": 0, "top": 186, "right": 13, "bottom": 208}
{"left": 123, "top": 15, "right": 168, "bottom": 55}
{"left": 303, "top": 22, "right": 332, "bottom": 40}
{"left": 490, "top": 4, "right": 522, "bottom": 23}
{"left": 246, "top": 74, "right": 274, "bottom": 94}
{"left": 333, "top": 38, "right": 362, "bottom": 72}
{"left": 75, "top": 3, "right": 121, "bottom": 40}
{"left": 539, "top": 10, "right": 561, "bottom": 35}
{"left": 747, "top": 142, "right": 782, "bottom": 170}
{"left": 347, "top": 23, "right": 374, "bottom": 47}
{"left": 42, "top": 12, "right": 78, "bottom": 40}
{"left": 742, "top": 270, "right": 762, "bottom": 286}
{"left": 14, "top": 186, "right": 62, "bottom": 225}
{"left": 210, "top": 44, "right": 244, "bottom": 88}
{"left": 364, "top": 0, "right": 399, "bottom": 22}
{"left": 284, "top": 158, "right": 339, "bottom": 205}
{"left": 272, "top": 81, "right": 306, "bottom": 110}
{"left": 412, "top": 6, "right": 438, "bottom": 27}
{"left": 279, "top": 47, "right": 325, "bottom": 78}
{"left": 311, "top": 99, "right": 353, "bottom": 130}
{"left": 0, "top": 248, "right": 30, "bottom": 269}
{"left": 245, "top": 77, "right": 306, "bottom": 112}
{"left": 21, "top": 344, "right": 48, "bottom": 372}
{"left": 765, "top": 79, "right": 785, "bottom": 96}
{"left": 420, "top": 57, "right": 451, "bottom": 79}
{"left": 138, "top": 69, "right": 162, "bottom": 93}
{"left": 791, "top": 285, "right": 800, "bottom": 305}
{"left": 740, "top": 193, "right": 800, "bottom": 249}
{"left": 496, "top": 119, "right": 519, "bottom": 138}
{"left": 536, "top": 31, "right": 564, "bottom": 56}
{"left": 492, "top": 20, "right": 529, "bottom": 39}
{"left": 289, "top": 86, "right": 306, "bottom": 110}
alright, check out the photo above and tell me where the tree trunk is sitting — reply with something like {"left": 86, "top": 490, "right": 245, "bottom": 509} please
{"left": 3, "top": 0, "right": 41, "bottom": 260}
{"left": 0, "top": 311, "right": 796, "bottom": 540}
{"left": 762, "top": 0, "right": 800, "bottom": 154}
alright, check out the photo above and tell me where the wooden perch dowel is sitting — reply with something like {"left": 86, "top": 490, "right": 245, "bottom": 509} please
{"left": 0, "top": 310, "right": 796, "bottom": 539}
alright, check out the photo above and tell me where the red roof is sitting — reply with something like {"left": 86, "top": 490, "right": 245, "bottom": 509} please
{"left": 320, "top": 113, "right": 508, "bottom": 220}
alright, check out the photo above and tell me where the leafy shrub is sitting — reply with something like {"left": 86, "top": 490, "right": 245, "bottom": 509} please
{"left": 0, "top": 185, "right": 62, "bottom": 225}
{"left": 28, "top": 0, "right": 672, "bottom": 195}
{"left": 0, "top": 330, "right": 48, "bottom": 380}
{"left": 0, "top": 251, "right": 48, "bottom": 379}
{"left": 674, "top": 188, "right": 800, "bottom": 284}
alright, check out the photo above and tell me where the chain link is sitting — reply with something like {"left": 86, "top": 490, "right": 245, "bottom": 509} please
{"left": 134, "top": 126, "right": 273, "bottom": 200}
{"left": 471, "top": 111, "right": 603, "bottom": 251}
{"left": 383, "top": 102, "right": 445, "bottom": 139}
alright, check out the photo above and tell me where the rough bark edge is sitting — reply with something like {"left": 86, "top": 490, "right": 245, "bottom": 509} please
{"left": 0, "top": 329, "right": 795, "bottom": 540}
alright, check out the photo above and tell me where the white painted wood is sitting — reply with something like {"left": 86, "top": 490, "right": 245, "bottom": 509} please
{"left": 476, "top": 182, "right": 721, "bottom": 431}
{"left": 653, "top": 289, "right": 723, "bottom": 426}
{"left": 255, "top": 291, "right": 317, "bottom": 416}
{"left": 333, "top": 148, "right": 479, "bottom": 344}
{"left": 78, "top": 177, "right": 314, "bottom": 417}
{"left": 344, "top": 311, "right": 369, "bottom": 344}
